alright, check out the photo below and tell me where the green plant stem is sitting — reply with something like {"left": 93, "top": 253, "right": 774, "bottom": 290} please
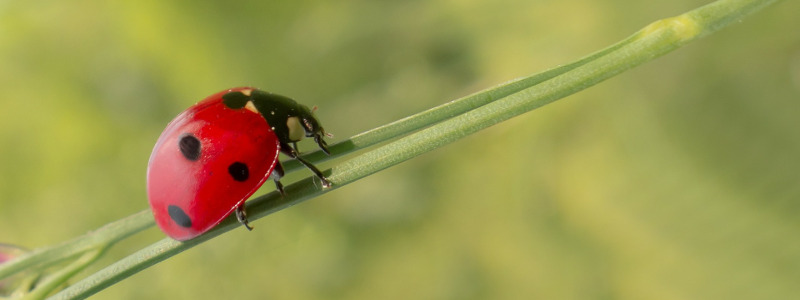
{"left": 281, "top": 26, "right": 637, "bottom": 172}
{"left": 21, "top": 249, "right": 104, "bottom": 300}
{"left": 0, "top": 0, "right": 780, "bottom": 298}
{"left": 315, "top": 0, "right": 784, "bottom": 185}
{"left": 284, "top": 0, "right": 779, "bottom": 172}
{"left": 0, "top": 212, "right": 151, "bottom": 280}
{"left": 0, "top": 212, "right": 150, "bottom": 299}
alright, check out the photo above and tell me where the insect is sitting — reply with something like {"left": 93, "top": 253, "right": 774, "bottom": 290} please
{"left": 147, "top": 87, "right": 331, "bottom": 241}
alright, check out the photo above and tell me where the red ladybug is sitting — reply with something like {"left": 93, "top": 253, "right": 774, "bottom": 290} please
{"left": 147, "top": 87, "right": 331, "bottom": 241}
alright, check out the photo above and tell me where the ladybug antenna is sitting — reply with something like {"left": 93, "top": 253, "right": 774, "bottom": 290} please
{"left": 319, "top": 126, "right": 333, "bottom": 138}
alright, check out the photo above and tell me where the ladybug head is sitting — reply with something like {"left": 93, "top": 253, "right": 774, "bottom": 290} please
{"left": 233, "top": 88, "right": 332, "bottom": 156}
{"left": 295, "top": 104, "right": 331, "bottom": 155}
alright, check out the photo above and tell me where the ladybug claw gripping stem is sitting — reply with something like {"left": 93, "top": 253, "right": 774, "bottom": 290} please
{"left": 274, "top": 179, "right": 286, "bottom": 196}
{"left": 296, "top": 155, "right": 331, "bottom": 188}
{"left": 281, "top": 143, "right": 331, "bottom": 189}
{"left": 271, "top": 162, "right": 286, "bottom": 196}
{"left": 235, "top": 205, "right": 254, "bottom": 231}
{"left": 319, "top": 176, "right": 332, "bottom": 189}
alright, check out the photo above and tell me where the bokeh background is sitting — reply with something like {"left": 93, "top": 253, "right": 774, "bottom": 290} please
{"left": 1, "top": 0, "right": 799, "bottom": 299}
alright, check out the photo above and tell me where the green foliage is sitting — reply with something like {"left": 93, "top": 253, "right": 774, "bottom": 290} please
{"left": 0, "top": 0, "right": 798, "bottom": 299}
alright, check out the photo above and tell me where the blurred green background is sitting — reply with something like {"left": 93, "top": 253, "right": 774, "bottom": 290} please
{"left": 1, "top": 0, "right": 799, "bottom": 299}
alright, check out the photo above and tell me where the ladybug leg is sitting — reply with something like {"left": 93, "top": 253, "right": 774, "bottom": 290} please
{"left": 271, "top": 161, "right": 286, "bottom": 196}
{"left": 314, "top": 133, "right": 330, "bottom": 155}
{"left": 280, "top": 142, "right": 331, "bottom": 188}
{"left": 235, "top": 204, "right": 254, "bottom": 231}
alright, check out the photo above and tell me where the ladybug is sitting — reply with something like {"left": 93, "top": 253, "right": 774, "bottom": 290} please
{"left": 147, "top": 87, "right": 331, "bottom": 241}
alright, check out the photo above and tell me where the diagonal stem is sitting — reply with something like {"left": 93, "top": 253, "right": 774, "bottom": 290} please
{"left": 0, "top": 0, "right": 781, "bottom": 299}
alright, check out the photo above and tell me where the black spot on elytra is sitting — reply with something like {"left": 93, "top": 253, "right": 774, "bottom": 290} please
{"left": 178, "top": 134, "right": 201, "bottom": 161}
{"left": 228, "top": 162, "right": 249, "bottom": 182}
{"left": 221, "top": 91, "right": 250, "bottom": 109}
{"left": 168, "top": 205, "right": 192, "bottom": 228}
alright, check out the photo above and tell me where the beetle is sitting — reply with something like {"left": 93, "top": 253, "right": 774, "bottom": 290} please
{"left": 147, "top": 87, "right": 330, "bottom": 241}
